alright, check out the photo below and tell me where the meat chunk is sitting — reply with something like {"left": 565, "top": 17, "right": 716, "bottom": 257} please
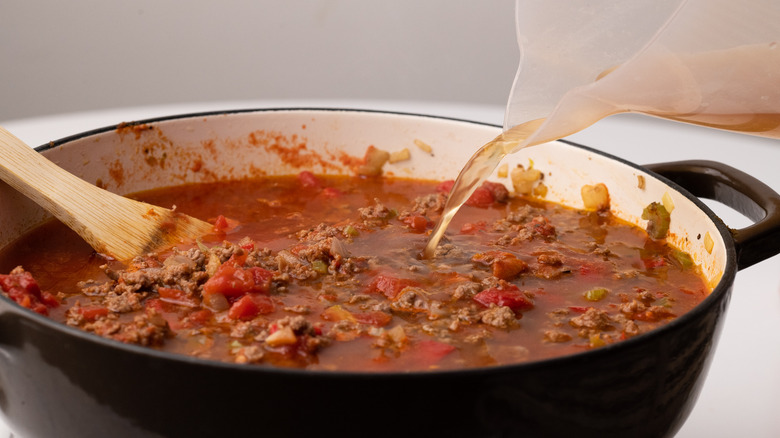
{"left": 104, "top": 290, "right": 144, "bottom": 313}
{"left": 358, "top": 199, "right": 395, "bottom": 225}
{"left": 569, "top": 308, "right": 614, "bottom": 337}
{"left": 84, "top": 309, "right": 170, "bottom": 347}
{"left": 410, "top": 193, "right": 447, "bottom": 216}
{"left": 543, "top": 330, "right": 573, "bottom": 343}
{"left": 480, "top": 305, "right": 517, "bottom": 329}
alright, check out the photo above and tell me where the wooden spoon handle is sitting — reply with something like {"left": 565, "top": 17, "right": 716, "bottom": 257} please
{"left": 0, "top": 127, "right": 105, "bottom": 226}
{"left": 0, "top": 126, "right": 213, "bottom": 260}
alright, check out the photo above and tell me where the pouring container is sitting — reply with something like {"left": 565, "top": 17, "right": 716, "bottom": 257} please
{"left": 507, "top": 0, "right": 780, "bottom": 148}
{"left": 0, "top": 109, "right": 778, "bottom": 438}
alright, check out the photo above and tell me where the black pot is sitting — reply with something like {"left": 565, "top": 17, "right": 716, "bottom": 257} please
{"left": 0, "top": 109, "right": 778, "bottom": 438}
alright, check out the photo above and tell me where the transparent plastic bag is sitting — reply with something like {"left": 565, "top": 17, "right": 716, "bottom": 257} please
{"left": 506, "top": 0, "right": 780, "bottom": 150}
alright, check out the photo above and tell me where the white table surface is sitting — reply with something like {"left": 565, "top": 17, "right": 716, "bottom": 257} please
{"left": 2, "top": 99, "right": 780, "bottom": 437}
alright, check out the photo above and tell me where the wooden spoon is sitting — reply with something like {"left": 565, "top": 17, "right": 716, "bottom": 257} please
{"left": 0, "top": 126, "right": 215, "bottom": 261}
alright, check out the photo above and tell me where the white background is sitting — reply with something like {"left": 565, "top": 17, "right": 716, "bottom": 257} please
{"left": 0, "top": 1, "right": 517, "bottom": 122}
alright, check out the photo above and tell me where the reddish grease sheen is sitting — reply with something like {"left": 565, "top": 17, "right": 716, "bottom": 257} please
{"left": 0, "top": 174, "right": 709, "bottom": 371}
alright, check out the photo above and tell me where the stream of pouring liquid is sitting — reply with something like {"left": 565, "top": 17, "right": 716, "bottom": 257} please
{"left": 422, "top": 111, "right": 780, "bottom": 259}
{"left": 423, "top": 44, "right": 780, "bottom": 259}
{"left": 422, "top": 118, "right": 547, "bottom": 259}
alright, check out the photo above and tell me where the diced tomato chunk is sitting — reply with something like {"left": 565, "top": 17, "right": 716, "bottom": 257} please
{"left": 410, "top": 340, "right": 456, "bottom": 366}
{"left": 223, "top": 252, "right": 248, "bottom": 267}
{"left": 77, "top": 305, "right": 109, "bottom": 321}
{"left": 481, "top": 181, "right": 509, "bottom": 203}
{"left": 438, "top": 180, "right": 501, "bottom": 208}
{"left": 228, "top": 294, "right": 275, "bottom": 321}
{"left": 239, "top": 240, "right": 256, "bottom": 252}
{"left": 529, "top": 216, "right": 556, "bottom": 237}
{"left": 367, "top": 274, "right": 417, "bottom": 299}
{"left": 472, "top": 251, "right": 528, "bottom": 281}
{"left": 436, "top": 180, "right": 454, "bottom": 193}
{"left": 473, "top": 285, "right": 534, "bottom": 312}
{"left": 298, "top": 170, "right": 321, "bottom": 189}
{"left": 0, "top": 269, "right": 58, "bottom": 315}
{"left": 492, "top": 258, "right": 528, "bottom": 281}
{"left": 40, "top": 291, "right": 60, "bottom": 308}
{"left": 465, "top": 187, "right": 494, "bottom": 208}
{"left": 203, "top": 264, "right": 273, "bottom": 298}
{"left": 213, "top": 215, "right": 230, "bottom": 233}
{"left": 402, "top": 215, "right": 429, "bottom": 233}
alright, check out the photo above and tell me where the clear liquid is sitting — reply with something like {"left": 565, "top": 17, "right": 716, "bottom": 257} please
{"left": 424, "top": 43, "right": 780, "bottom": 258}
{"left": 422, "top": 118, "right": 545, "bottom": 258}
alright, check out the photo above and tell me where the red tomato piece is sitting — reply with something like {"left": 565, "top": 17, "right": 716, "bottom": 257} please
{"left": 402, "top": 215, "right": 429, "bottom": 233}
{"left": 228, "top": 294, "right": 275, "bottom": 320}
{"left": 436, "top": 180, "right": 455, "bottom": 193}
{"left": 40, "top": 290, "right": 60, "bottom": 308}
{"left": 223, "top": 252, "right": 248, "bottom": 267}
{"left": 367, "top": 274, "right": 418, "bottom": 299}
{"left": 213, "top": 215, "right": 230, "bottom": 233}
{"left": 0, "top": 269, "right": 57, "bottom": 315}
{"left": 239, "top": 240, "right": 256, "bottom": 252}
{"left": 472, "top": 251, "right": 528, "bottom": 280}
{"left": 530, "top": 216, "right": 556, "bottom": 237}
{"left": 298, "top": 170, "right": 321, "bottom": 189}
{"left": 353, "top": 311, "right": 393, "bottom": 327}
{"left": 203, "top": 265, "right": 273, "bottom": 298}
{"left": 473, "top": 286, "right": 534, "bottom": 312}
{"left": 492, "top": 257, "right": 528, "bottom": 281}
{"left": 411, "top": 340, "right": 456, "bottom": 365}
{"left": 481, "top": 181, "right": 509, "bottom": 203}
{"left": 77, "top": 305, "right": 109, "bottom": 321}
{"left": 465, "top": 187, "right": 494, "bottom": 208}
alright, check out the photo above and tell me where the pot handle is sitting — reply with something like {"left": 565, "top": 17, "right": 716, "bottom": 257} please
{"left": 644, "top": 160, "right": 780, "bottom": 270}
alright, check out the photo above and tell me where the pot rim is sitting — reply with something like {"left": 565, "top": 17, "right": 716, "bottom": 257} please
{"left": 1, "top": 107, "right": 739, "bottom": 379}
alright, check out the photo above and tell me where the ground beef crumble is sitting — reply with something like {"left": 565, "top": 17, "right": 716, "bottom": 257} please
{"left": 480, "top": 305, "right": 517, "bottom": 328}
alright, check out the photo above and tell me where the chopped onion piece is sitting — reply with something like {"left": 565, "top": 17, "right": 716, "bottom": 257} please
{"left": 203, "top": 292, "right": 229, "bottom": 312}
{"left": 330, "top": 237, "right": 350, "bottom": 258}
{"left": 265, "top": 326, "right": 297, "bottom": 347}
{"left": 163, "top": 254, "right": 196, "bottom": 269}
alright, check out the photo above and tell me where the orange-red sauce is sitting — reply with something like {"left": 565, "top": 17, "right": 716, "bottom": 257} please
{"left": 0, "top": 174, "right": 709, "bottom": 371}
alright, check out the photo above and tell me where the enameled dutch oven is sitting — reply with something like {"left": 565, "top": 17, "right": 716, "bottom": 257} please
{"left": 0, "top": 109, "right": 778, "bottom": 438}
